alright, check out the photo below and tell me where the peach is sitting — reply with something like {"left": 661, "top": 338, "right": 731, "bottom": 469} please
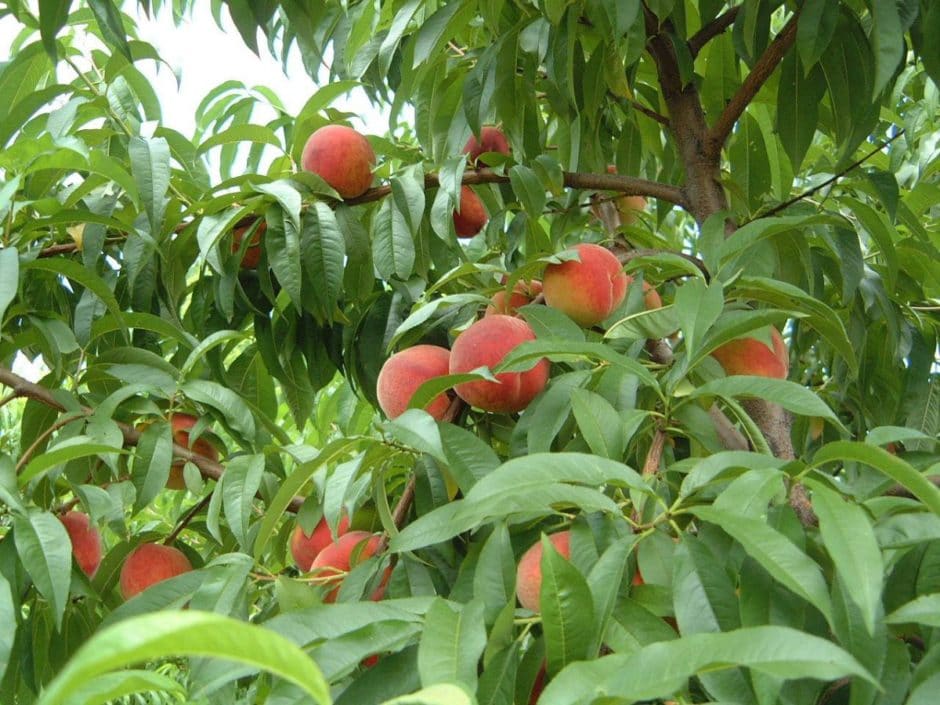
{"left": 711, "top": 326, "right": 788, "bottom": 379}
{"left": 310, "top": 531, "right": 390, "bottom": 603}
{"left": 453, "top": 186, "right": 488, "bottom": 238}
{"left": 594, "top": 166, "right": 646, "bottom": 226}
{"left": 60, "top": 511, "right": 102, "bottom": 578}
{"left": 290, "top": 514, "right": 351, "bottom": 571}
{"left": 167, "top": 413, "right": 218, "bottom": 490}
{"left": 485, "top": 280, "right": 542, "bottom": 317}
{"left": 301, "top": 125, "right": 375, "bottom": 199}
{"left": 516, "top": 531, "right": 571, "bottom": 612}
{"left": 119, "top": 543, "right": 193, "bottom": 600}
{"left": 232, "top": 221, "right": 266, "bottom": 269}
{"left": 542, "top": 243, "right": 628, "bottom": 327}
{"left": 462, "top": 125, "right": 511, "bottom": 165}
{"left": 376, "top": 345, "right": 452, "bottom": 420}
{"left": 449, "top": 315, "right": 549, "bottom": 413}
{"left": 626, "top": 276, "right": 662, "bottom": 310}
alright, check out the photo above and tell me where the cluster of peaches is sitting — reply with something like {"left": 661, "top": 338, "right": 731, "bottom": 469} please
{"left": 230, "top": 122, "right": 499, "bottom": 267}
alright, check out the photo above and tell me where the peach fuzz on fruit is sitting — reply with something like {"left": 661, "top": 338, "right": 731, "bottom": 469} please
{"left": 462, "top": 125, "right": 510, "bottom": 165}
{"left": 301, "top": 125, "right": 375, "bottom": 199}
{"left": 485, "top": 280, "right": 542, "bottom": 317}
{"left": 119, "top": 543, "right": 193, "bottom": 600}
{"left": 453, "top": 186, "right": 488, "bottom": 238}
{"left": 516, "top": 531, "right": 571, "bottom": 612}
{"left": 376, "top": 345, "right": 452, "bottom": 420}
{"left": 60, "top": 511, "right": 102, "bottom": 578}
{"left": 290, "top": 514, "right": 351, "bottom": 571}
{"left": 310, "top": 531, "right": 389, "bottom": 603}
{"left": 711, "top": 326, "right": 788, "bottom": 379}
{"left": 542, "top": 243, "right": 628, "bottom": 327}
{"left": 449, "top": 315, "right": 549, "bottom": 414}
{"left": 231, "top": 221, "right": 266, "bottom": 269}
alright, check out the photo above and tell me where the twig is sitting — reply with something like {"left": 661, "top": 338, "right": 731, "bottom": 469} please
{"left": 642, "top": 426, "right": 667, "bottom": 477}
{"left": 688, "top": 6, "right": 741, "bottom": 57}
{"left": 15, "top": 411, "right": 89, "bottom": 473}
{"left": 345, "top": 168, "right": 687, "bottom": 208}
{"left": 627, "top": 99, "right": 670, "bottom": 127}
{"left": 165, "top": 493, "right": 213, "bottom": 545}
{"left": 707, "top": 9, "right": 801, "bottom": 155}
{"left": 375, "top": 397, "right": 464, "bottom": 553}
{"left": 754, "top": 131, "right": 905, "bottom": 220}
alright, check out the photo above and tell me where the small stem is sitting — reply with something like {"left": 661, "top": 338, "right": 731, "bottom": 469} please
{"left": 754, "top": 131, "right": 905, "bottom": 220}
{"left": 642, "top": 426, "right": 667, "bottom": 477}
{"left": 15, "top": 411, "right": 88, "bottom": 474}
{"left": 688, "top": 6, "right": 741, "bottom": 58}
{"left": 165, "top": 493, "right": 213, "bottom": 545}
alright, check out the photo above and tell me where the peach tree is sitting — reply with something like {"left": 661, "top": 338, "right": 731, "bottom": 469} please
{"left": 0, "top": 1, "right": 938, "bottom": 704}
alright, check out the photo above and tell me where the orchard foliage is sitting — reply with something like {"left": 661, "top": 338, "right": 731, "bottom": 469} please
{"left": 0, "top": 1, "right": 939, "bottom": 704}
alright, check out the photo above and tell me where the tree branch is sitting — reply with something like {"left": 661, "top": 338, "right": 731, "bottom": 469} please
{"left": 0, "top": 365, "right": 308, "bottom": 512}
{"left": 345, "top": 169, "right": 687, "bottom": 208}
{"left": 688, "top": 6, "right": 741, "bottom": 58}
{"left": 707, "top": 9, "right": 801, "bottom": 155}
{"left": 754, "top": 130, "right": 905, "bottom": 220}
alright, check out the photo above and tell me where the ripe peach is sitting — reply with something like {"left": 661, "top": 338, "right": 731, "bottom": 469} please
{"left": 310, "top": 531, "right": 389, "bottom": 603}
{"left": 60, "top": 511, "right": 102, "bottom": 578}
{"left": 542, "top": 243, "right": 628, "bottom": 327}
{"left": 453, "top": 186, "right": 488, "bottom": 238}
{"left": 516, "top": 531, "right": 571, "bottom": 612}
{"left": 119, "top": 543, "right": 193, "bottom": 600}
{"left": 616, "top": 195, "right": 648, "bottom": 226}
{"left": 626, "top": 276, "right": 662, "bottom": 310}
{"left": 376, "top": 345, "right": 452, "bottom": 420}
{"left": 462, "top": 125, "right": 511, "bottom": 165}
{"left": 290, "top": 514, "right": 351, "bottom": 571}
{"left": 711, "top": 326, "right": 788, "bottom": 379}
{"left": 232, "top": 221, "right": 266, "bottom": 269}
{"left": 449, "top": 315, "right": 549, "bottom": 413}
{"left": 301, "top": 125, "right": 375, "bottom": 199}
{"left": 485, "top": 280, "right": 542, "bottom": 317}
{"left": 167, "top": 414, "right": 218, "bottom": 490}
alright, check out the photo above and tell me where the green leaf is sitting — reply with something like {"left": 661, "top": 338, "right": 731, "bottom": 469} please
{"left": 413, "top": 1, "right": 474, "bottom": 68}
{"left": 13, "top": 510, "right": 71, "bottom": 630}
{"left": 497, "top": 339, "right": 658, "bottom": 388}
{"left": 870, "top": 0, "right": 903, "bottom": 98}
{"left": 0, "top": 572, "right": 16, "bottom": 682}
{"left": 64, "top": 671, "right": 185, "bottom": 705}
{"left": 885, "top": 594, "right": 940, "bottom": 628}
{"left": 777, "top": 52, "right": 825, "bottom": 174}
{"left": 687, "top": 376, "right": 841, "bottom": 425}
{"left": 813, "top": 442, "right": 940, "bottom": 517}
{"left": 796, "top": 0, "right": 838, "bottom": 70}
{"left": 509, "top": 165, "right": 547, "bottom": 216}
{"left": 585, "top": 536, "right": 636, "bottom": 656}
{"left": 302, "top": 202, "right": 347, "bottom": 321}
{"left": 197, "top": 123, "right": 284, "bottom": 154}
{"left": 539, "top": 626, "right": 874, "bottom": 705}
{"left": 128, "top": 136, "right": 170, "bottom": 236}
{"left": 690, "top": 506, "right": 833, "bottom": 624}
{"left": 23, "top": 258, "right": 125, "bottom": 334}
{"left": 35, "top": 611, "right": 330, "bottom": 705}
{"left": 39, "top": 0, "right": 72, "bottom": 59}
{"left": 807, "top": 481, "right": 882, "bottom": 635}
{"left": 180, "top": 379, "right": 255, "bottom": 440}
{"left": 87, "top": 0, "right": 132, "bottom": 60}
{"left": 673, "top": 278, "right": 723, "bottom": 358}
{"left": 417, "top": 598, "right": 487, "bottom": 691}
{"left": 540, "top": 534, "right": 595, "bottom": 675}
{"left": 679, "top": 451, "right": 786, "bottom": 499}
{"left": 0, "top": 246, "right": 18, "bottom": 324}
{"left": 19, "top": 438, "right": 125, "bottom": 486}
{"left": 381, "top": 683, "right": 475, "bottom": 705}
{"left": 222, "top": 454, "right": 265, "bottom": 552}
{"left": 130, "top": 421, "right": 172, "bottom": 513}
{"left": 570, "top": 388, "right": 624, "bottom": 460}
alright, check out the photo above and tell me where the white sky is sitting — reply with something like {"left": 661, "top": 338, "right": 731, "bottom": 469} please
{"left": 0, "top": 3, "right": 389, "bottom": 138}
